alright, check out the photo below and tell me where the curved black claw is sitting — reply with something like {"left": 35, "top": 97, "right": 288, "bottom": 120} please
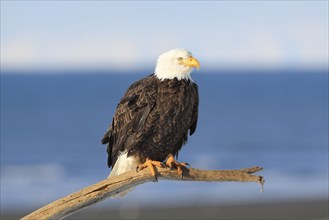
{"left": 161, "top": 162, "right": 167, "bottom": 169}
{"left": 153, "top": 175, "right": 158, "bottom": 182}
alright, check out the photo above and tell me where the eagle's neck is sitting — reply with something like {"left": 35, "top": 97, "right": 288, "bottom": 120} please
{"left": 154, "top": 69, "right": 193, "bottom": 81}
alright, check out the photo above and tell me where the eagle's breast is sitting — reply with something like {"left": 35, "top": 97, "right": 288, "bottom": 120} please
{"left": 132, "top": 78, "right": 196, "bottom": 161}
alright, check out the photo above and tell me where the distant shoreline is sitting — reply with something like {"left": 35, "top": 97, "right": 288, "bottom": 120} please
{"left": 1, "top": 67, "right": 328, "bottom": 75}
{"left": 4, "top": 199, "right": 328, "bottom": 220}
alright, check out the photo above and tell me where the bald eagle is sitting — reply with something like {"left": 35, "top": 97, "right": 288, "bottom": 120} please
{"left": 101, "top": 48, "right": 200, "bottom": 182}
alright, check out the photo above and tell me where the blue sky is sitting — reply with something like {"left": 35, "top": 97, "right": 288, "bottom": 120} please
{"left": 1, "top": 1, "right": 328, "bottom": 71}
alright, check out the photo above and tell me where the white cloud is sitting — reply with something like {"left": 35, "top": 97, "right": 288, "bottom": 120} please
{"left": 50, "top": 34, "right": 140, "bottom": 69}
{"left": 246, "top": 29, "right": 283, "bottom": 67}
{"left": 1, "top": 34, "right": 142, "bottom": 70}
{"left": 288, "top": 23, "right": 328, "bottom": 67}
{"left": 1, "top": 35, "right": 39, "bottom": 70}
{"left": 196, "top": 23, "right": 328, "bottom": 69}
{"left": 1, "top": 18, "right": 327, "bottom": 71}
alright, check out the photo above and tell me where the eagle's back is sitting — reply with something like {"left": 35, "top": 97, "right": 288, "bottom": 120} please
{"left": 101, "top": 75, "right": 157, "bottom": 167}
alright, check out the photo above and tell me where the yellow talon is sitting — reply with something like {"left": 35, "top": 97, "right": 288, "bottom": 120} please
{"left": 165, "top": 154, "right": 190, "bottom": 177}
{"left": 136, "top": 158, "right": 164, "bottom": 181}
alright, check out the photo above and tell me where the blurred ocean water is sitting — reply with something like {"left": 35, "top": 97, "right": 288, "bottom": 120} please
{"left": 1, "top": 70, "right": 328, "bottom": 211}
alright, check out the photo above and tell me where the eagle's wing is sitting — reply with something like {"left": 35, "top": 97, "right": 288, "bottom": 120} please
{"left": 101, "top": 75, "right": 157, "bottom": 168}
{"left": 189, "top": 82, "right": 199, "bottom": 135}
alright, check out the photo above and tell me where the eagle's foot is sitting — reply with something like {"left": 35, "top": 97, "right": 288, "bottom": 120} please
{"left": 165, "top": 154, "right": 189, "bottom": 177}
{"left": 136, "top": 159, "right": 164, "bottom": 182}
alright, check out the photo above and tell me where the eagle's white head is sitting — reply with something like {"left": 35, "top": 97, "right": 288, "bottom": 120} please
{"left": 154, "top": 48, "right": 200, "bottom": 81}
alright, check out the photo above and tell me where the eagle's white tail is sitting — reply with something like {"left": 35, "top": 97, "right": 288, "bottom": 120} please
{"left": 108, "top": 151, "right": 138, "bottom": 197}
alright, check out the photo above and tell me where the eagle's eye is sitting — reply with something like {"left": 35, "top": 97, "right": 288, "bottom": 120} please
{"left": 177, "top": 57, "right": 183, "bottom": 61}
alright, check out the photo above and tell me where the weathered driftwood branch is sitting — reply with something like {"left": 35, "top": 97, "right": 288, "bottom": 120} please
{"left": 21, "top": 166, "right": 264, "bottom": 220}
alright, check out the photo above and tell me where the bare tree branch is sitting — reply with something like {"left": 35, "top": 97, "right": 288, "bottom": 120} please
{"left": 21, "top": 166, "right": 264, "bottom": 220}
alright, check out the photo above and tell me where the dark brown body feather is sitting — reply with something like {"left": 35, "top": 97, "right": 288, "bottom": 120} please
{"left": 101, "top": 74, "right": 199, "bottom": 168}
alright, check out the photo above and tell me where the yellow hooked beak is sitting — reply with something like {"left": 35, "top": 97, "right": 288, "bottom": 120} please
{"left": 181, "top": 56, "right": 200, "bottom": 70}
